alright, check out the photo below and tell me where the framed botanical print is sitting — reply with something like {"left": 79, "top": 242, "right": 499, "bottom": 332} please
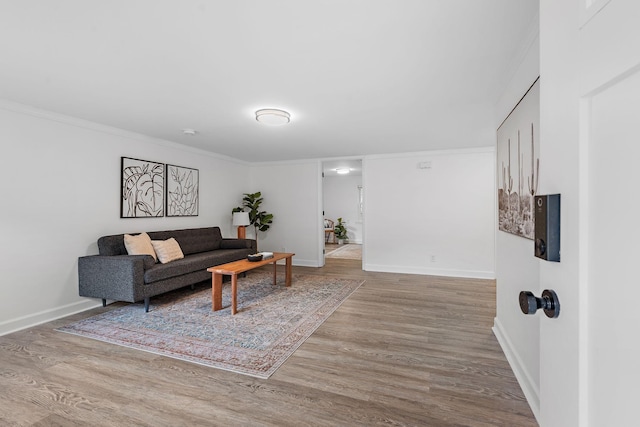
{"left": 166, "top": 164, "right": 199, "bottom": 217}
{"left": 121, "top": 157, "right": 164, "bottom": 218}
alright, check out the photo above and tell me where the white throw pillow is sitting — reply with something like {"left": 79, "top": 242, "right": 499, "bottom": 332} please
{"left": 124, "top": 232, "right": 157, "bottom": 262}
{"left": 151, "top": 238, "right": 185, "bottom": 264}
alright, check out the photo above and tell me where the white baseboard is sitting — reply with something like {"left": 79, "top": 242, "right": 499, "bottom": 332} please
{"left": 292, "top": 258, "right": 321, "bottom": 267}
{"left": 492, "top": 317, "right": 540, "bottom": 423}
{"left": 0, "top": 258, "right": 320, "bottom": 336}
{"left": 0, "top": 299, "right": 102, "bottom": 336}
{"left": 363, "top": 263, "right": 495, "bottom": 279}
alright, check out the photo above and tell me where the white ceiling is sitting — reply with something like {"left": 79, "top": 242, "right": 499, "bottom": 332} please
{"left": 0, "top": 0, "right": 538, "bottom": 163}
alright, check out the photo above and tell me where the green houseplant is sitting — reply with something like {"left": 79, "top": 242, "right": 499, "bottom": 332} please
{"left": 333, "top": 217, "right": 348, "bottom": 244}
{"left": 232, "top": 192, "right": 274, "bottom": 248}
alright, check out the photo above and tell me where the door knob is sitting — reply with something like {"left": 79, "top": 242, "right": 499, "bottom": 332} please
{"left": 519, "top": 289, "right": 560, "bottom": 318}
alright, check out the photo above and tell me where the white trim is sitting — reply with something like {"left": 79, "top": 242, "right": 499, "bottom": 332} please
{"left": 317, "top": 160, "right": 326, "bottom": 267}
{"left": 363, "top": 263, "right": 494, "bottom": 280}
{"left": 579, "top": 0, "right": 613, "bottom": 28}
{"left": 365, "top": 146, "right": 494, "bottom": 161}
{"left": 578, "top": 95, "right": 592, "bottom": 427}
{"left": 0, "top": 98, "right": 248, "bottom": 165}
{"left": 318, "top": 154, "right": 367, "bottom": 163}
{"left": 576, "top": 63, "right": 640, "bottom": 427}
{"left": 251, "top": 147, "right": 495, "bottom": 168}
{"left": 501, "top": 11, "right": 539, "bottom": 94}
{"left": 361, "top": 157, "right": 369, "bottom": 270}
{"left": 292, "top": 259, "right": 321, "bottom": 268}
{"left": 250, "top": 157, "right": 326, "bottom": 168}
{"left": 493, "top": 317, "right": 541, "bottom": 424}
{"left": 0, "top": 299, "right": 102, "bottom": 336}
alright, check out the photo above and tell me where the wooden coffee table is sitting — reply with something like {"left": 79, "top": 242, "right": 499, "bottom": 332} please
{"left": 207, "top": 252, "right": 295, "bottom": 314}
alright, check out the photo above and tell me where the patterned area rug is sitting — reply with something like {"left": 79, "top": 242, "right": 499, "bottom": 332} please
{"left": 58, "top": 272, "right": 363, "bottom": 378}
{"left": 325, "top": 244, "right": 362, "bottom": 260}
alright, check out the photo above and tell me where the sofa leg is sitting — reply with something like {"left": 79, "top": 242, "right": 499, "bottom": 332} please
{"left": 102, "top": 299, "right": 107, "bottom": 307}
{"left": 144, "top": 297, "right": 150, "bottom": 312}
{"left": 191, "top": 284, "right": 195, "bottom": 290}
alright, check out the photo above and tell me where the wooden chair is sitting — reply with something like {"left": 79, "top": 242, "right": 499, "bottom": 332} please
{"left": 324, "top": 219, "right": 335, "bottom": 243}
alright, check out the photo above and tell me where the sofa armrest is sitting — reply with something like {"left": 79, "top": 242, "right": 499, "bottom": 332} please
{"left": 221, "top": 238, "right": 257, "bottom": 253}
{"left": 78, "top": 255, "right": 152, "bottom": 303}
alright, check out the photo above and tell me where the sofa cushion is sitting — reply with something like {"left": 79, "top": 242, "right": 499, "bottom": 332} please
{"left": 143, "top": 249, "right": 253, "bottom": 284}
{"left": 98, "top": 227, "right": 226, "bottom": 257}
{"left": 151, "top": 238, "right": 185, "bottom": 264}
{"left": 124, "top": 232, "right": 157, "bottom": 261}
{"left": 97, "top": 234, "right": 128, "bottom": 256}
{"left": 142, "top": 255, "right": 157, "bottom": 269}
{"left": 220, "top": 239, "right": 252, "bottom": 249}
{"left": 148, "top": 227, "right": 222, "bottom": 255}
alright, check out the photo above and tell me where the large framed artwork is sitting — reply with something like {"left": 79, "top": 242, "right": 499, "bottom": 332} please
{"left": 166, "top": 164, "right": 199, "bottom": 217}
{"left": 497, "top": 77, "right": 540, "bottom": 240}
{"left": 121, "top": 157, "right": 165, "bottom": 218}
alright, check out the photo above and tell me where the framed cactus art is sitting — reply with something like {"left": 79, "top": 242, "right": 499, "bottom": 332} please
{"left": 497, "top": 77, "right": 540, "bottom": 240}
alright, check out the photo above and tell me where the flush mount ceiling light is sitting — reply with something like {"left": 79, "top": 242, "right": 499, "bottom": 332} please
{"left": 336, "top": 168, "right": 350, "bottom": 175}
{"left": 255, "top": 109, "right": 290, "bottom": 126}
{"left": 182, "top": 129, "right": 197, "bottom": 136}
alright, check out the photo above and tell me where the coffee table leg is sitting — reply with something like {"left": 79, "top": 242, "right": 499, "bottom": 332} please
{"left": 285, "top": 256, "right": 292, "bottom": 287}
{"left": 212, "top": 273, "right": 222, "bottom": 311}
{"left": 273, "top": 261, "right": 277, "bottom": 285}
{"left": 231, "top": 273, "right": 238, "bottom": 315}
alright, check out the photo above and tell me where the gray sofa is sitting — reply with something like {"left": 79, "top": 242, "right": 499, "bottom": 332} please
{"left": 78, "top": 227, "right": 256, "bottom": 312}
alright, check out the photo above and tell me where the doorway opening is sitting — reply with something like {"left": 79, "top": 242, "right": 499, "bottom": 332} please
{"left": 321, "top": 159, "right": 363, "bottom": 265}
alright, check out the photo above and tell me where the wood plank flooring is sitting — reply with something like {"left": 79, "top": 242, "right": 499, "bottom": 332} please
{"left": 0, "top": 259, "right": 537, "bottom": 426}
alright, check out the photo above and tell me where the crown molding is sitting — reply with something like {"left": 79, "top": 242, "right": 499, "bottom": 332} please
{"left": 0, "top": 98, "right": 249, "bottom": 166}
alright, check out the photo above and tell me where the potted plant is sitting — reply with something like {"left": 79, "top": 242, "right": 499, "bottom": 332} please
{"left": 334, "top": 217, "right": 348, "bottom": 245}
{"left": 232, "top": 192, "right": 274, "bottom": 250}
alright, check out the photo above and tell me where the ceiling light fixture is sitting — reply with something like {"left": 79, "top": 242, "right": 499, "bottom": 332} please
{"left": 182, "top": 129, "right": 197, "bottom": 136}
{"left": 255, "top": 109, "right": 290, "bottom": 126}
{"left": 336, "top": 168, "right": 350, "bottom": 175}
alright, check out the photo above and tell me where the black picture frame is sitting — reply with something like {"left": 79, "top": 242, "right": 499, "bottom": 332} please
{"left": 166, "top": 164, "right": 199, "bottom": 217}
{"left": 121, "top": 157, "right": 165, "bottom": 218}
{"left": 497, "top": 77, "right": 540, "bottom": 240}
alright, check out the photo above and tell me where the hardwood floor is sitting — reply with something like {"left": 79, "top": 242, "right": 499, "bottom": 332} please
{"left": 0, "top": 259, "right": 537, "bottom": 426}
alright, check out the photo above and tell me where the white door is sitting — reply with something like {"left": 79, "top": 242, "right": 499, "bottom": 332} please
{"left": 540, "top": 1, "right": 640, "bottom": 425}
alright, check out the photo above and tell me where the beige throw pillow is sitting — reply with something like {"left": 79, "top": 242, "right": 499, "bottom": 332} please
{"left": 124, "top": 232, "right": 157, "bottom": 262}
{"left": 151, "top": 238, "right": 185, "bottom": 264}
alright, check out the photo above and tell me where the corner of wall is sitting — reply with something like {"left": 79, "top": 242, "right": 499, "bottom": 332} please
{"left": 493, "top": 318, "right": 541, "bottom": 423}
{"left": 492, "top": 12, "right": 541, "bottom": 422}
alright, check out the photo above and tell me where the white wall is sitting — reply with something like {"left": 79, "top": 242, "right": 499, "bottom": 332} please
{"left": 0, "top": 101, "right": 249, "bottom": 335}
{"left": 323, "top": 175, "right": 362, "bottom": 243}
{"left": 248, "top": 160, "right": 321, "bottom": 267}
{"left": 492, "top": 32, "right": 542, "bottom": 419}
{"left": 0, "top": 101, "right": 498, "bottom": 336}
{"left": 363, "top": 148, "right": 495, "bottom": 278}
